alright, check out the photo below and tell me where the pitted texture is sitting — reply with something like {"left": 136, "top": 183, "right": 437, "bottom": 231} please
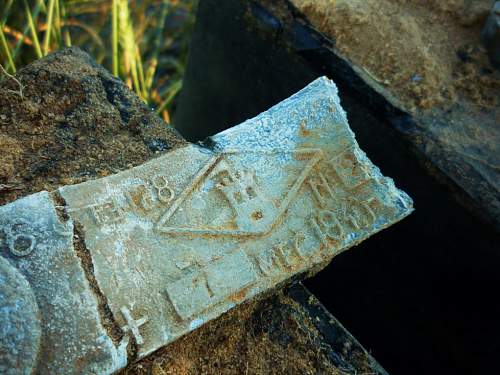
{"left": 0, "top": 192, "right": 127, "bottom": 374}
{"left": 0, "top": 256, "right": 41, "bottom": 375}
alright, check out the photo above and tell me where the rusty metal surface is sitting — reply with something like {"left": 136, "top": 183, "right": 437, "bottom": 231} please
{"left": 0, "top": 77, "right": 412, "bottom": 374}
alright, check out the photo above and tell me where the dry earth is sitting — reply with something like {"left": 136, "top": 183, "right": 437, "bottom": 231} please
{"left": 292, "top": 0, "right": 500, "bottom": 112}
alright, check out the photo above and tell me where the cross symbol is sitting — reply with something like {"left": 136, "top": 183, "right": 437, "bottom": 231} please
{"left": 120, "top": 306, "right": 148, "bottom": 346}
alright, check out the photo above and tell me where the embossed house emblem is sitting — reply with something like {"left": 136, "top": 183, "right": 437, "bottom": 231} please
{"left": 156, "top": 149, "right": 322, "bottom": 236}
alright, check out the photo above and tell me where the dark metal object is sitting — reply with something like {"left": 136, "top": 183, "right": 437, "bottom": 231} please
{"left": 482, "top": 1, "right": 500, "bottom": 69}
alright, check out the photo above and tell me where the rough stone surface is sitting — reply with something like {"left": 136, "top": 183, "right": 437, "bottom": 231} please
{"left": 60, "top": 77, "right": 412, "bottom": 362}
{"left": 0, "top": 192, "right": 126, "bottom": 374}
{"left": 0, "top": 77, "right": 412, "bottom": 373}
{"left": 0, "top": 256, "right": 41, "bottom": 375}
{"left": 0, "top": 47, "right": 186, "bottom": 206}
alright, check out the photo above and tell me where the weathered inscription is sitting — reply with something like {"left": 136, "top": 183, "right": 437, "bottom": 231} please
{"left": 1, "top": 218, "right": 37, "bottom": 257}
{"left": 67, "top": 174, "right": 176, "bottom": 226}
{"left": 120, "top": 306, "right": 149, "bottom": 346}
{"left": 53, "top": 77, "right": 413, "bottom": 366}
{"left": 166, "top": 249, "right": 257, "bottom": 320}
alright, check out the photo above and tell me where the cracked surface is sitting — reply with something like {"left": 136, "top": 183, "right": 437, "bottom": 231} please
{"left": 52, "top": 190, "right": 124, "bottom": 346}
{"left": 0, "top": 192, "right": 127, "bottom": 374}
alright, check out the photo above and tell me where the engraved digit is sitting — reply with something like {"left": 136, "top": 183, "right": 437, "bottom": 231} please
{"left": 2, "top": 218, "right": 36, "bottom": 257}
{"left": 307, "top": 172, "right": 334, "bottom": 207}
{"left": 317, "top": 210, "right": 344, "bottom": 241}
{"left": 346, "top": 199, "right": 376, "bottom": 229}
{"left": 254, "top": 247, "right": 281, "bottom": 276}
{"left": 292, "top": 231, "right": 306, "bottom": 256}
{"left": 151, "top": 176, "right": 174, "bottom": 204}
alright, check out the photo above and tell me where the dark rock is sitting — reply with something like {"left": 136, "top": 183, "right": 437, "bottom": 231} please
{"left": 0, "top": 47, "right": 186, "bottom": 205}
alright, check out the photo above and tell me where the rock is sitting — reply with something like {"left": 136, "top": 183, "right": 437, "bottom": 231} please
{"left": 0, "top": 192, "right": 127, "bottom": 374}
{"left": 0, "top": 77, "right": 412, "bottom": 373}
{"left": 0, "top": 47, "right": 186, "bottom": 206}
{"left": 0, "top": 256, "right": 41, "bottom": 375}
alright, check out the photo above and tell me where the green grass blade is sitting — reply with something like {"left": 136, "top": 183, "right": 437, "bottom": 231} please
{"left": 21, "top": 0, "right": 43, "bottom": 59}
{"left": 111, "top": 0, "right": 118, "bottom": 76}
{"left": 43, "top": 0, "right": 56, "bottom": 55}
{"left": 156, "top": 78, "right": 182, "bottom": 116}
{"left": 0, "top": 0, "right": 14, "bottom": 26}
{"left": 0, "top": 26, "right": 16, "bottom": 72}
{"left": 145, "top": 0, "right": 169, "bottom": 93}
{"left": 54, "top": 0, "right": 63, "bottom": 46}
{"left": 61, "top": 1, "right": 72, "bottom": 47}
{"left": 135, "top": 44, "right": 147, "bottom": 100}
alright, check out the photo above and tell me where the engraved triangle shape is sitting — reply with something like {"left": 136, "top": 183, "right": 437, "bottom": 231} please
{"left": 156, "top": 149, "right": 322, "bottom": 236}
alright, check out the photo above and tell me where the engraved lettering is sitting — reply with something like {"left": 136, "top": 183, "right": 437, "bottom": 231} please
{"left": 274, "top": 237, "right": 302, "bottom": 268}
{"left": 125, "top": 183, "right": 154, "bottom": 211}
{"left": 345, "top": 198, "right": 377, "bottom": 230}
{"left": 166, "top": 249, "right": 257, "bottom": 320}
{"left": 120, "top": 306, "right": 149, "bottom": 346}
{"left": 255, "top": 246, "right": 283, "bottom": 276}
{"left": 307, "top": 172, "right": 334, "bottom": 207}
{"left": 1, "top": 218, "right": 36, "bottom": 257}
{"left": 90, "top": 198, "right": 124, "bottom": 225}
{"left": 151, "top": 175, "right": 175, "bottom": 204}
{"left": 292, "top": 231, "right": 306, "bottom": 256}
{"left": 310, "top": 215, "right": 328, "bottom": 246}
{"left": 318, "top": 209, "right": 344, "bottom": 241}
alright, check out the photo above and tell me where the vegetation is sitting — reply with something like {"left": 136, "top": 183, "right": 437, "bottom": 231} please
{"left": 0, "top": 0, "right": 197, "bottom": 121}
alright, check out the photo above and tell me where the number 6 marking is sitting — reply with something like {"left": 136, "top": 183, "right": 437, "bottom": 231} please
{"left": 2, "top": 218, "right": 36, "bottom": 257}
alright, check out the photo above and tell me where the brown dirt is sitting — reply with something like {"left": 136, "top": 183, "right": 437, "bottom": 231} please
{"left": 0, "top": 47, "right": 186, "bottom": 206}
{"left": 121, "top": 290, "right": 346, "bottom": 375}
{"left": 292, "top": 0, "right": 500, "bottom": 112}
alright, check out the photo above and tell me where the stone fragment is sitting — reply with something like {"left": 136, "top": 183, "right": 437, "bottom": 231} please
{"left": 0, "top": 192, "right": 127, "bottom": 374}
{"left": 0, "top": 256, "right": 40, "bottom": 374}
{"left": 0, "top": 77, "right": 412, "bottom": 373}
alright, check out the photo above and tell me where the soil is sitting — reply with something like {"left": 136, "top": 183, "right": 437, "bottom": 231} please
{"left": 121, "top": 290, "right": 346, "bottom": 375}
{"left": 291, "top": 0, "right": 500, "bottom": 112}
{"left": 0, "top": 47, "right": 186, "bottom": 206}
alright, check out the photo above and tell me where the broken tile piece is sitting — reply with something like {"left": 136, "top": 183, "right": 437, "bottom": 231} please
{"left": 0, "top": 77, "right": 412, "bottom": 373}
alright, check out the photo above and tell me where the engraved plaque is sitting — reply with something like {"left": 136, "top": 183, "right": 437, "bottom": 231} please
{"left": 58, "top": 77, "right": 413, "bottom": 360}
{"left": 0, "top": 77, "right": 413, "bottom": 373}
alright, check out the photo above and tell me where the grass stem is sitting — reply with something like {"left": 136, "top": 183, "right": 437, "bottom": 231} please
{"left": 43, "top": 0, "right": 56, "bottom": 55}
{"left": 0, "top": 27, "right": 15, "bottom": 72}
{"left": 112, "top": 0, "right": 118, "bottom": 76}
{"left": 23, "top": 0, "right": 43, "bottom": 59}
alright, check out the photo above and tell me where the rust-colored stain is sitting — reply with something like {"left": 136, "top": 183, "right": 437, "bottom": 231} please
{"left": 251, "top": 210, "right": 264, "bottom": 220}
{"left": 229, "top": 288, "right": 248, "bottom": 303}
{"left": 299, "top": 120, "right": 311, "bottom": 137}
